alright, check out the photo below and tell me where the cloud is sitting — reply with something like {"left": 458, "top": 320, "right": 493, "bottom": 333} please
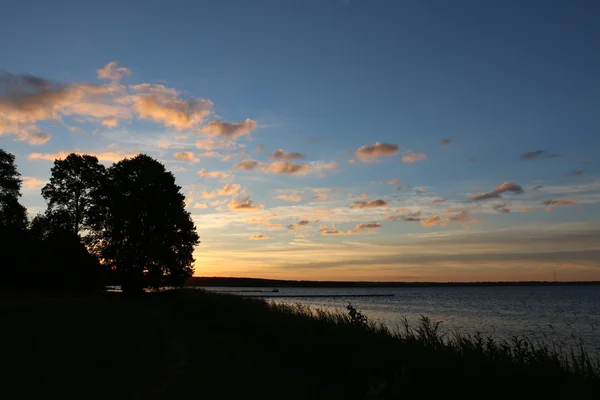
{"left": 571, "top": 170, "right": 585, "bottom": 177}
{"left": 420, "top": 216, "right": 442, "bottom": 227}
{"left": 350, "top": 199, "right": 388, "bottom": 209}
{"left": 263, "top": 161, "right": 312, "bottom": 175}
{"left": 269, "top": 149, "right": 305, "bottom": 161}
{"left": 520, "top": 150, "right": 565, "bottom": 161}
{"left": 249, "top": 234, "right": 270, "bottom": 240}
{"left": 0, "top": 71, "right": 131, "bottom": 142}
{"left": 522, "top": 208, "right": 533, "bottom": 213}
{"left": 193, "top": 202, "right": 208, "bottom": 209}
{"left": 355, "top": 223, "right": 381, "bottom": 230}
{"left": 97, "top": 61, "right": 131, "bottom": 81}
{"left": 440, "top": 139, "right": 451, "bottom": 147}
{"left": 101, "top": 117, "right": 119, "bottom": 128}
{"left": 174, "top": 151, "right": 199, "bottom": 162}
{"left": 432, "top": 198, "right": 446, "bottom": 204}
{"left": 69, "top": 126, "right": 85, "bottom": 135}
{"left": 348, "top": 159, "right": 355, "bottom": 165}
{"left": 200, "top": 119, "right": 257, "bottom": 138}
{"left": 200, "top": 184, "right": 241, "bottom": 198}
{"left": 520, "top": 150, "right": 545, "bottom": 160}
{"left": 380, "top": 179, "right": 400, "bottom": 185}
{"left": 533, "top": 185, "right": 543, "bottom": 190}
{"left": 415, "top": 188, "right": 427, "bottom": 194}
{"left": 26, "top": 132, "right": 51, "bottom": 145}
{"left": 233, "top": 159, "right": 333, "bottom": 176}
{"left": 195, "top": 139, "right": 243, "bottom": 150}
{"left": 355, "top": 142, "right": 399, "bottom": 160}
{"left": 542, "top": 199, "right": 579, "bottom": 206}
{"left": 233, "top": 159, "right": 262, "bottom": 171}
{"left": 228, "top": 197, "right": 264, "bottom": 211}
{"left": 319, "top": 224, "right": 342, "bottom": 235}
{"left": 197, "top": 168, "right": 231, "bottom": 179}
{"left": 256, "top": 144, "right": 264, "bottom": 152}
{"left": 469, "top": 182, "right": 524, "bottom": 201}
{"left": 493, "top": 204, "right": 511, "bottom": 213}
{"left": 295, "top": 233, "right": 310, "bottom": 238}
{"left": 28, "top": 151, "right": 136, "bottom": 163}
{"left": 198, "top": 151, "right": 223, "bottom": 158}
{"left": 132, "top": 92, "right": 213, "bottom": 130}
{"left": 402, "top": 150, "right": 427, "bottom": 163}
{"left": 22, "top": 176, "right": 44, "bottom": 189}
{"left": 276, "top": 194, "right": 303, "bottom": 202}
{"left": 312, "top": 193, "right": 327, "bottom": 200}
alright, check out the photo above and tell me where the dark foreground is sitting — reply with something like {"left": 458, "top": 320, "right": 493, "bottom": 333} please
{"left": 1, "top": 290, "right": 599, "bottom": 399}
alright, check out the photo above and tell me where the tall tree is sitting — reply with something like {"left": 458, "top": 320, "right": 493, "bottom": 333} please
{"left": 97, "top": 154, "right": 199, "bottom": 293}
{"left": 41, "top": 154, "right": 106, "bottom": 236}
{"left": 0, "top": 149, "right": 27, "bottom": 230}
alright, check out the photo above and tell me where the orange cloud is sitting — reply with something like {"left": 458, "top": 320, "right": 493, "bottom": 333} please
{"left": 228, "top": 197, "right": 264, "bottom": 211}
{"left": 197, "top": 169, "right": 231, "bottom": 179}
{"left": 97, "top": 61, "right": 131, "bottom": 81}
{"left": 28, "top": 151, "right": 136, "bottom": 163}
{"left": 269, "top": 149, "right": 305, "bottom": 161}
{"left": 420, "top": 216, "right": 442, "bottom": 227}
{"left": 276, "top": 194, "right": 303, "bottom": 202}
{"left": 249, "top": 234, "right": 269, "bottom": 240}
{"left": 522, "top": 208, "right": 533, "bottom": 213}
{"left": 174, "top": 152, "right": 199, "bottom": 162}
{"left": 133, "top": 93, "right": 212, "bottom": 130}
{"left": 312, "top": 193, "right": 327, "bottom": 200}
{"left": 350, "top": 199, "right": 388, "bottom": 209}
{"left": 355, "top": 142, "right": 399, "bottom": 160}
{"left": 416, "top": 188, "right": 427, "bottom": 194}
{"left": 201, "top": 184, "right": 241, "bottom": 198}
{"left": 200, "top": 119, "right": 257, "bottom": 138}
{"left": 193, "top": 202, "right": 208, "bottom": 209}
{"left": 101, "top": 117, "right": 119, "bottom": 128}
{"left": 380, "top": 179, "right": 400, "bottom": 185}
{"left": 22, "top": 176, "right": 44, "bottom": 189}
{"left": 432, "top": 198, "right": 446, "bottom": 204}
{"left": 402, "top": 151, "right": 427, "bottom": 163}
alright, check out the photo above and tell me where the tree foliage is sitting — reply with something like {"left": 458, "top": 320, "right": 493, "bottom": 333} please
{"left": 41, "top": 154, "right": 106, "bottom": 236}
{"left": 97, "top": 154, "right": 199, "bottom": 293}
{"left": 0, "top": 149, "right": 27, "bottom": 230}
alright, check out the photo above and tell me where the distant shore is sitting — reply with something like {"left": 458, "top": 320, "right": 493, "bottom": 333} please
{"left": 186, "top": 276, "right": 600, "bottom": 288}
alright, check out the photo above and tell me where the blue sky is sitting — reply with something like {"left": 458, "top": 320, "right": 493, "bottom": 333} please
{"left": 1, "top": 0, "right": 599, "bottom": 281}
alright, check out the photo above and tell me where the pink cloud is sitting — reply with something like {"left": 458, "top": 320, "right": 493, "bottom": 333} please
{"left": 542, "top": 199, "right": 579, "bottom": 206}
{"left": 97, "top": 61, "right": 131, "bottom": 81}
{"left": 402, "top": 150, "right": 427, "bottom": 163}
{"left": 432, "top": 198, "right": 446, "bottom": 204}
{"left": 276, "top": 194, "right": 303, "bottom": 202}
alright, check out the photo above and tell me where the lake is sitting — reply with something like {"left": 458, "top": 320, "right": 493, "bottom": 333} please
{"left": 202, "top": 285, "right": 600, "bottom": 355}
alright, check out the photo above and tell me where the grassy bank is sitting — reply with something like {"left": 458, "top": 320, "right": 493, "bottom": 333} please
{"left": 1, "top": 290, "right": 599, "bottom": 399}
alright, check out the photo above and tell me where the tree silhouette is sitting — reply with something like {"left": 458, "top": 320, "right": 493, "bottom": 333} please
{"left": 0, "top": 149, "right": 27, "bottom": 230}
{"left": 41, "top": 154, "right": 106, "bottom": 237}
{"left": 96, "top": 154, "right": 199, "bottom": 293}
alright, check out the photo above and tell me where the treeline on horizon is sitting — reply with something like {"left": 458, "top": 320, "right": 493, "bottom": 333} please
{"left": 0, "top": 149, "right": 199, "bottom": 294}
{"left": 187, "top": 276, "right": 600, "bottom": 288}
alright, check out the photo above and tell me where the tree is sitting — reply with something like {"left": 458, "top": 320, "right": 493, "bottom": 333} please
{"left": 97, "top": 154, "right": 199, "bottom": 293}
{"left": 0, "top": 149, "right": 27, "bottom": 230}
{"left": 41, "top": 153, "right": 106, "bottom": 237}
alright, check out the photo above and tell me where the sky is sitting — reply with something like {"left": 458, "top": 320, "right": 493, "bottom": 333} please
{"left": 1, "top": 0, "right": 599, "bottom": 281}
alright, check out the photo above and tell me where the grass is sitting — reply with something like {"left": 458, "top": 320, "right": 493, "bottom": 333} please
{"left": 1, "top": 289, "right": 599, "bottom": 399}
